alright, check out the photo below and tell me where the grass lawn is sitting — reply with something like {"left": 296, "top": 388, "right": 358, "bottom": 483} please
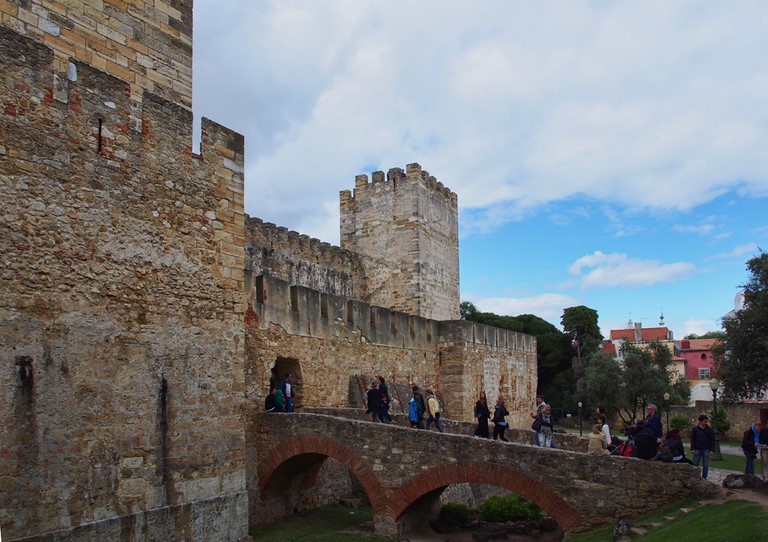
{"left": 710, "top": 452, "right": 762, "bottom": 475}
{"left": 566, "top": 499, "right": 768, "bottom": 542}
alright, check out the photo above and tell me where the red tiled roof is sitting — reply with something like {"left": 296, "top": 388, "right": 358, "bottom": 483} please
{"left": 609, "top": 327, "right": 670, "bottom": 341}
{"left": 680, "top": 338, "right": 718, "bottom": 351}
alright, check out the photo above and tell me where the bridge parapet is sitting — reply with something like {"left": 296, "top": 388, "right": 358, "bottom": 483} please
{"left": 251, "top": 412, "right": 718, "bottom": 538}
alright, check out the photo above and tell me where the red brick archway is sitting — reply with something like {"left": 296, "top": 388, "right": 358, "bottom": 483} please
{"left": 388, "top": 461, "right": 582, "bottom": 532}
{"left": 257, "top": 434, "right": 388, "bottom": 513}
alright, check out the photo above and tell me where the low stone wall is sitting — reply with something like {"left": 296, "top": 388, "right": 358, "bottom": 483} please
{"left": 668, "top": 401, "right": 768, "bottom": 438}
{"left": 307, "top": 407, "right": 604, "bottom": 453}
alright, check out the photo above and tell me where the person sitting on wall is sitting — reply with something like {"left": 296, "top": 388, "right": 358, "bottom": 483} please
{"left": 663, "top": 428, "right": 692, "bottom": 464}
{"left": 278, "top": 373, "right": 295, "bottom": 412}
{"left": 588, "top": 424, "right": 610, "bottom": 456}
{"left": 597, "top": 414, "right": 614, "bottom": 451}
{"left": 365, "top": 381, "right": 381, "bottom": 423}
{"left": 634, "top": 419, "right": 660, "bottom": 460}
{"left": 264, "top": 387, "right": 283, "bottom": 412}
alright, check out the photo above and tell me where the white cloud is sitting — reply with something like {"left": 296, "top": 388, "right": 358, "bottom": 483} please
{"left": 194, "top": 1, "right": 768, "bottom": 242}
{"left": 672, "top": 224, "right": 716, "bottom": 236}
{"left": 679, "top": 318, "right": 723, "bottom": 337}
{"left": 709, "top": 243, "right": 760, "bottom": 260}
{"left": 568, "top": 251, "right": 695, "bottom": 289}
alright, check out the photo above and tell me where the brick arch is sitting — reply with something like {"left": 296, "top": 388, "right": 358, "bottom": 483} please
{"left": 389, "top": 461, "right": 582, "bottom": 532}
{"left": 257, "top": 433, "right": 388, "bottom": 513}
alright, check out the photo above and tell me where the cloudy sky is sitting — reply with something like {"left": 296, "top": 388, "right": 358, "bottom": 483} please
{"left": 192, "top": 1, "right": 768, "bottom": 338}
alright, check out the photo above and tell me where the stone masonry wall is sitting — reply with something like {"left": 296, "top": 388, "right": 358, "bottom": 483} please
{"left": 243, "top": 273, "right": 536, "bottom": 428}
{"left": 0, "top": 0, "right": 193, "bottom": 125}
{"left": 0, "top": 21, "right": 247, "bottom": 541}
{"left": 339, "top": 163, "right": 460, "bottom": 321}
{"left": 244, "top": 216, "right": 369, "bottom": 301}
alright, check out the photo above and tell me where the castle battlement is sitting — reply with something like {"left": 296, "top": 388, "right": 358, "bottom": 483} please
{"left": 343, "top": 162, "right": 457, "bottom": 206}
{"left": 250, "top": 273, "right": 534, "bottom": 354}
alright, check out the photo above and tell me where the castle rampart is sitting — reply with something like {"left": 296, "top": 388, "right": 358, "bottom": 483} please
{"left": 244, "top": 272, "right": 536, "bottom": 429}
{"left": 0, "top": 21, "right": 246, "bottom": 541}
{"left": 245, "top": 216, "right": 369, "bottom": 300}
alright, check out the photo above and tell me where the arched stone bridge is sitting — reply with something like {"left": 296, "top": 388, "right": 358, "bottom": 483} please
{"left": 251, "top": 412, "right": 715, "bottom": 538}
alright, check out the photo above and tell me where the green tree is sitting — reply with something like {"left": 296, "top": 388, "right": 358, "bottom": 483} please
{"left": 713, "top": 251, "right": 768, "bottom": 401}
{"left": 580, "top": 341, "right": 680, "bottom": 424}
{"left": 577, "top": 351, "right": 623, "bottom": 417}
{"left": 619, "top": 341, "right": 678, "bottom": 423}
{"left": 684, "top": 331, "right": 726, "bottom": 340}
{"left": 561, "top": 305, "right": 604, "bottom": 361}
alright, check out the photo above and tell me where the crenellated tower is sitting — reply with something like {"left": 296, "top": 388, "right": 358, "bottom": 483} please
{"left": 339, "top": 163, "right": 460, "bottom": 321}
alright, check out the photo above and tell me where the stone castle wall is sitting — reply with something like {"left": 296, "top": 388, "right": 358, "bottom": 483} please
{"left": 244, "top": 216, "right": 369, "bottom": 301}
{"left": 1, "top": 0, "right": 193, "bottom": 121}
{"left": 0, "top": 19, "right": 246, "bottom": 541}
{"left": 340, "top": 163, "right": 460, "bottom": 321}
{"left": 243, "top": 273, "right": 536, "bottom": 427}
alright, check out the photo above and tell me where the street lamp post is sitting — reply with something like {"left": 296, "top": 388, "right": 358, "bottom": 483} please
{"left": 577, "top": 401, "right": 583, "bottom": 436}
{"left": 709, "top": 379, "right": 723, "bottom": 461}
{"left": 663, "top": 392, "right": 670, "bottom": 434}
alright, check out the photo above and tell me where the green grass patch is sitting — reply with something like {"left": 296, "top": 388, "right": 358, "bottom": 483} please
{"left": 709, "top": 452, "right": 762, "bottom": 475}
{"left": 251, "top": 503, "right": 390, "bottom": 542}
{"left": 566, "top": 500, "right": 768, "bottom": 542}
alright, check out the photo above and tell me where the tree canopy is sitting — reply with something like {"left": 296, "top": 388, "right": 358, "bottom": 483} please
{"left": 578, "top": 341, "right": 690, "bottom": 423}
{"left": 713, "top": 251, "right": 768, "bottom": 401}
{"left": 561, "top": 305, "right": 604, "bottom": 360}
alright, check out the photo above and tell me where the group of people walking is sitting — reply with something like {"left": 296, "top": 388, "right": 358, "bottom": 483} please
{"left": 472, "top": 392, "right": 511, "bottom": 441}
{"left": 365, "top": 377, "right": 445, "bottom": 432}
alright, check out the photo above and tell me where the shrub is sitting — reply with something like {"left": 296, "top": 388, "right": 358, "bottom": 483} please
{"left": 437, "top": 502, "right": 473, "bottom": 530}
{"left": 669, "top": 414, "right": 691, "bottom": 432}
{"left": 477, "top": 494, "right": 544, "bottom": 523}
{"left": 712, "top": 405, "right": 731, "bottom": 436}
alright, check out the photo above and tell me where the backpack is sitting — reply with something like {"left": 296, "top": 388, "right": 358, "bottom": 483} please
{"left": 617, "top": 440, "right": 634, "bottom": 457}
{"left": 408, "top": 399, "right": 419, "bottom": 422}
{"left": 659, "top": 441, "right": 674, "bottom": 462}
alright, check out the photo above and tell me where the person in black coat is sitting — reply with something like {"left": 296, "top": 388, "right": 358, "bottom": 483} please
{"left": 365, "top": 381, "right": 381, "bottom": 423}
{"left": 664, "top": 428, "right": 692, "bottom": 464}
{"left": 741, "top": 422, "right": 763, "bottom": 475}
{"left": 474, "top": 392, "right": 491, "bottom": 438}
{"left": 492, "top": 397, "right": 510, "bottom": 441}
{"left": 634, "top": 420, "right": 659, "bottom": 460}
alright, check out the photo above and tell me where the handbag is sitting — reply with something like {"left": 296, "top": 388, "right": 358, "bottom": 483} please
{"left": 531, "top": 418, "right": 542, "bottom": 431}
